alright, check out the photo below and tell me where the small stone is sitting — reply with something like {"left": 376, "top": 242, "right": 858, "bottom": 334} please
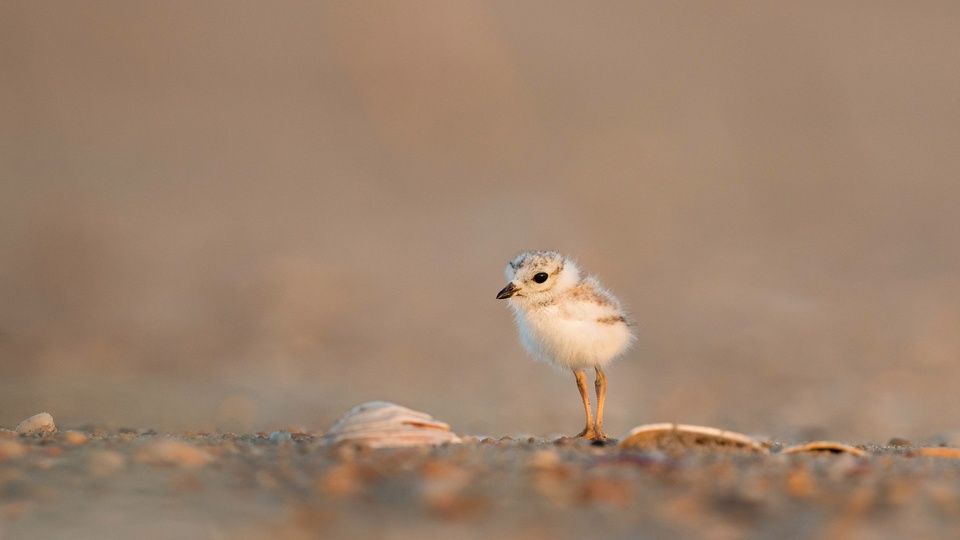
{"left": 133, "top": 439, "right": 212, "bottom": 467}
{"left": 62, "top": 431, "right": 89, "bottom": 445}
{"left": 269, "top": 431, "right": 293, "bottom": 442}
{"left": 0, "top": 439, "right": 26, "bottom": 461}
{"left": 888, "top": 437, "right": 911, "bottom": 447}
{"left": 15, "top": 413, "right": 56, "bottom": 435}
{"left": 553, "top": 437, "right": 578, "bottom": 447}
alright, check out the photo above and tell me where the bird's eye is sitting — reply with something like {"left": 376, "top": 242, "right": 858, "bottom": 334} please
{"left": 533, "top": 272, "right": 548, "bottom": 284}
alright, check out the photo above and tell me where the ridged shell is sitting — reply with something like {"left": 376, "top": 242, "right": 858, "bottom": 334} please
{"left": 782, "top": 441, "right": 866, "bottom": 456}
{"left": 618, "top": 423, "right": 767, "bottom": 453}
{"left": 321, "top": 401, "right": 462, "bottom": 448}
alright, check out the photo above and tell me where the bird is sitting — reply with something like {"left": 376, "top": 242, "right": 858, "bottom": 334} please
{"left": 496, "top": 251, "right": 634, "bottom": 441}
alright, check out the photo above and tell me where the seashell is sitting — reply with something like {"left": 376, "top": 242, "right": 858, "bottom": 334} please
{"left": 782, "top": 441, "right": 867, "bottom": 457}
{"left": 618, "top": 423, "right": 767, "bottom": 453}
{"left": 16, "top": 412, "right": 56, "bottom": 435}
{"left": 321, "top": 401, "right": 462, "bottom": 448}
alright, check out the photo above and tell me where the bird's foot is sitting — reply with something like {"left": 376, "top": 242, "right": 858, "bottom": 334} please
{"left": 577, "top": 425, "right": 610, "bottom": 442}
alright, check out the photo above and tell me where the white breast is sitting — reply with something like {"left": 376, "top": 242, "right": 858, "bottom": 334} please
{"left": 513, "top": 303, "right": 632, "bottom": 370}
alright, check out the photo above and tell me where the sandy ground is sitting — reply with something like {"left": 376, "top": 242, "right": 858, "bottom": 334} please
{"left": 4, "top": 423, "right": 960, "bottom": 540}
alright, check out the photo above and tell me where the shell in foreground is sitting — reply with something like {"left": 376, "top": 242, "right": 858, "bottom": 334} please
{"left": 618, "top": 423, "right": 768, "bottom": 453}
{"left": 321, "top": 401, "right": 462, "bottom": 448}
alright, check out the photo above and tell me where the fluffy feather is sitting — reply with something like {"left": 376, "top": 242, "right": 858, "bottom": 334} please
{"left": 499, "top": 251, "right": 634, "bottom": 370}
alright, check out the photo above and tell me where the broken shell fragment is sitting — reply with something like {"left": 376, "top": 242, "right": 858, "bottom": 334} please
{"left": 782, "top": 441, "right": 867, "bottom": 457}
{"left": 618, "top": 423, "right": 767, "bottom": 453}
{"left": 322, "top": 401, "right": 462, "bottom": 448}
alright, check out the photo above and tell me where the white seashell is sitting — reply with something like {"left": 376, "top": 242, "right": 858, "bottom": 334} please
{"left": 618, "top": 423, "right": 768, "bottom": 453}
{"left": 16, "top": 412, "right": 57, "bottom": 435}
{"left": 322, "top": 401, "right": 462, "bottom": 448}
{"left": 782, "top": 441, "right": 867, "bottom": 457}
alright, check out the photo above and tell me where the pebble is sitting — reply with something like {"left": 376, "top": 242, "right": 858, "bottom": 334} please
{"left": 132, "top": 439, "right": 212, "bottom": 467}
{"left": 0, "top": 439, "right": 27, "bottom": 461}
{"left": 62, "top": 431, "right": 90, "bottom": 445}
{"left": 269, "top": 431, "right": 293, "bottom": 442}
{"left": 528, "top": 450, "right": 561, "bottom": 469}
{"left": 15, "top": 413, "right": 57, "bottom": 435}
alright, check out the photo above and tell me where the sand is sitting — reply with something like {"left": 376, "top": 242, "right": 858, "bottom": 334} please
{"left": 3, "top": 427, "right": 960, "bottom": 540}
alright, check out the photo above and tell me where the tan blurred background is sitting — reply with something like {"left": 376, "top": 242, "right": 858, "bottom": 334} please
{"left": 1, "top": 1, "right": 958, "bottom": 442}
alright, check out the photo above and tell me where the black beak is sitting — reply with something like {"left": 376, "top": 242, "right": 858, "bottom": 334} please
{"left": 496, "top": 282, "right": 519, "bottom": 299}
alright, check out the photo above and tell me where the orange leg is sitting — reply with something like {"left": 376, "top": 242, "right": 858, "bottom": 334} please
{"left": 594, "top": 366, "right": 609, "bottom": 440}
{"left": 574, "top": 370, "right": 595, "bottom": 438}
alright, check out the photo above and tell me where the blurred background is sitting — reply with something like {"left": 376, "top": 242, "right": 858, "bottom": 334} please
{"left": 1, "top": 1, "right": 958, "bottom": 442}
